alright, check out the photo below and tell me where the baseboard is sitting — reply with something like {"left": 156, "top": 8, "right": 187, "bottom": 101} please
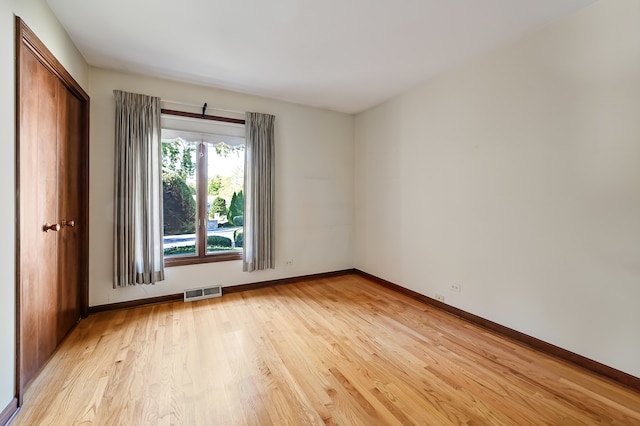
{"left": 355, "top": 269, "right": 640, "bottom": 392}
{"left": 88, "top": 293, "right": 183, "bottom": 314}
{"left": 88, "top": 269, "right": 357, "bottom": 314}
{"left": 0, "top": 398, "right": 18, "bottom": 426}
{"left": 224, "top": 269, "right": 357, "bottom": 294}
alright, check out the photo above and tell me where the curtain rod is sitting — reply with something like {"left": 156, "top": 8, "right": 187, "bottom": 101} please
{"left": 161, "top": 108, "right": 245, "bottom": 125}
{"left": 161, "top": 98, "right": 245, "bottom": 115}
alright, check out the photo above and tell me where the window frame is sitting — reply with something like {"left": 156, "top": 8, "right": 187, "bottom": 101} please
{"left": 161, "top": 109, "right": 245, "bottom": 267}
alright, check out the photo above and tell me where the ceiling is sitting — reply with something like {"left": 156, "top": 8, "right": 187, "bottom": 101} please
{"left": 47, "top": 0, "right": 597, "bottom": 114}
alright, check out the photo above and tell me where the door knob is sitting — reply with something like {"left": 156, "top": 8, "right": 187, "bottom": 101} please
{"left": 43, "top": 223, "right": 61, "bottom": 232}
{"left": 61, "top": 219, "right": 75, "bottom": 228}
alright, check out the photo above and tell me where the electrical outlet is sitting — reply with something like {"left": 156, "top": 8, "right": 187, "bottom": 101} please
{"left": 285, "top": 259, "right": 294, "bottom": 266}
{"left": 435, "top": 293, "right": 445, "bottom": 302}
{"left": 450, "top": 283, "right": 461, "bottom": 293}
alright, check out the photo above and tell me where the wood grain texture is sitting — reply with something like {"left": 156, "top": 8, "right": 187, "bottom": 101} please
{"left": 357, "top": 269, "right": 640, "bottom": 392}
{"left": 18, "top": 44, "right": 60, "bottom": 390}
{"left": 56, "top": 81, "right": 82, "bottom": 341}
{"left": 15, "top": 17, "right": 91, "bottom": 404}
{"left": 12, "top": 275, "right": 640, "bottom": 425}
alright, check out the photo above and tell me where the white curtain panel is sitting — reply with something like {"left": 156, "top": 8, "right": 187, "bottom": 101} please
{"left": 113, "top": 90, "right": 165, "bottom": 287}
{"left": 243, "top": 112, "right": 276, "bottom": 272}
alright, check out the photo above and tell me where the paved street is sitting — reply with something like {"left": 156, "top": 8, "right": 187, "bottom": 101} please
{"left": 164, "top": 226, "right": 241, "bottom": 249}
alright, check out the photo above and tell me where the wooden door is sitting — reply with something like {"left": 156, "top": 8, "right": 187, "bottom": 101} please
{"left": 18, "top": 45, "right": 60, "bottom": 387}
{"left": 16, "top": 18, "right": 89, "bottom": 399}
{"left": 56, "top": 79, "right": 82, "bottom": 342}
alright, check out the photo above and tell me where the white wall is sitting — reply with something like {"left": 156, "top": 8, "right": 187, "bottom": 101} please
{"left": 355, "top": 0, "right": 640, "bottom": 378}
{"left": 89, "top": 68, "right": 353, "bottom": 306}
{"left": 0, "top": 0, "right": 88, "bottom": 412}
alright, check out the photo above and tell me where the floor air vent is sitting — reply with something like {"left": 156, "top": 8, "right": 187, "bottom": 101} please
{"left": 184, "top": 285, "right": 222, "bottom": 302}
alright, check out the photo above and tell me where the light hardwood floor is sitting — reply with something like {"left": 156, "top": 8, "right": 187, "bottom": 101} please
{"left": 12, "top": 274, "right": 640, "bottom": 425}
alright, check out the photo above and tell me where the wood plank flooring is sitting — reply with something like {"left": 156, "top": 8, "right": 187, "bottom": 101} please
{"left": 12, "top": 274, "right": 640, "bottom": 425}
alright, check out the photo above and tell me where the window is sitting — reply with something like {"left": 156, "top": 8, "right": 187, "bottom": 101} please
{"left": 161, "top": 113, "right": 245, "bottom": 266}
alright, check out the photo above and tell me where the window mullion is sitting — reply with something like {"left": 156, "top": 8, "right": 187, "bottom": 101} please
{"left": 197, "top": 142, "right": 208, "bottom": 257}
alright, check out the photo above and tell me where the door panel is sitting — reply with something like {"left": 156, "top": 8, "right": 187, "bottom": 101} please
{"left": 57, "top": 81, "right": 82, "bottom": 341}
{"left": 19, "top": 47, "right": 60, "bottom": 386}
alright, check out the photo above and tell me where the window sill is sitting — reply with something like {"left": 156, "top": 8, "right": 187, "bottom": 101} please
{"left": 164, "top": 251, "right": 242, "bottom": 267}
